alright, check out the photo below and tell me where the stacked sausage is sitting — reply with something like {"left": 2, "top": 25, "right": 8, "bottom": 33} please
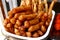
{"left": 3, "top": 0, "right": 57, "bottom": 38}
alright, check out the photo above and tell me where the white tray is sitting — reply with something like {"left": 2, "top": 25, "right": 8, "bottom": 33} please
{"left": 1, "top": 10, "right": 55, "bottom": 40}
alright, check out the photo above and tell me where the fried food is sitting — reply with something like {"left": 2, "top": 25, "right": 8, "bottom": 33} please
{"left": 18, "top": 13, "right": 37, "bottom": 21}
{"left": 26, "top": 32, "right": 32, "bottom": 37}
{"left": 12, "top": 6, "right": 32, "bottom": 13}
{"left": 10, "top": 18, "right": 16, "bottom": 24}
{"left": 41, "top": 25, "right": 46, "bottom": 33}
{"left": 33, "top": 32, "right": 39, "bottom": 37}
{"left": 37, "top": 30, "right": 43, "bottom": 36}
{"left": 28, "top": 23, "right": 40, "bottom": 32}
{"left": 3, "top": 0, "right": 56, "bottom": 38}
{"left": 24, "top": 21, "right": 30, "bottom": 28}
{"left": 29, "top": 18, "right": 39, "bottom": 25}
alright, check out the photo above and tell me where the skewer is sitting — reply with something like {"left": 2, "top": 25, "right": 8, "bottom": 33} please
{"left": 20, "top": 0, "right": 26, "bottom": 6}
{"left": 38, "top": 0, "right": 42, "bottom": 12}
{"left": 44, "top": 0, "right": 48, "bottom": 13}
{"left": 32, "top": 0, "right": 38, "bottom": 13}
{"left": 48, "top": 0, "right": 57, "bottom": 15}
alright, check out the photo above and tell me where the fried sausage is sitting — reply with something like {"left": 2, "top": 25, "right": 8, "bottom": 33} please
{"left": 12, "top": 6, "right": 32, "bottom": 13}
{"left": 33, "top": 32, "right": 39, "bottom": 37}
{"left": 26, "top": 32, "right": 32, "bottom": 37}
{"left": 18, "top": 13, "right": 37, "bottom": 21}
{"left": 24, "top": 21, "right": 30, "bottom": 28}
{"left": 16, "top": 20, "right": 22, "bottom": 26}
{"left": 29, "top": 18, "right": 39, "bottom": 25}
{"left": 37, "top": 30, "right": 43, "bottom": 36}
{"left": 10, "top": 18, "right": 16, "bottom": 24}
{"left": 41, "top": 25, "right": 46, "bottom": 33}
{"left": 28, "top": 23, "right": 40, "bottom": 32}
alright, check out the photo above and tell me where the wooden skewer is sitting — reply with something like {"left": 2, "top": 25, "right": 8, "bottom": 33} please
{"left": 20, "top": 0, "right": 26, "bottom": 6}
{"left": 44, "top": 0, "right": 48, "bottom": 13}
{"left": 48, "top": 0, "right": 57, "bottom": 15}
{"left": 38, "top": 0, "right": 42, "bottom": 12}
{"left": 32, "top": 0, "right": 38, "bottom": 13}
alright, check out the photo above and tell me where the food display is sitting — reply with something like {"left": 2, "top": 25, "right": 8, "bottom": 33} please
{"left": 3, "top": 0, "right": 57, "bottom": 38}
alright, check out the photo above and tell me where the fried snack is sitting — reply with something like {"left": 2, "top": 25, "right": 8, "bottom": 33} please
{"left": 45, "top": 21, "right": 49, "bottom": 26}
{"left": 36, "top": 11, "right": 44, "bottom": 19}
{"left": 26, "top": 32, "right": 32, "bottom": 37}
{"left": 41, "top": 25, "right": 46, "bottom": 33}
{"left": 14, "top": 24, "right": 19, "bottom": 28}
{"left": 14, "top": 13, "right": 20, "bottom": 19}
{"left": 32, "top": 0, "right": 38, "bottom": 13}
{"left": 10, "top": 18, "right": 16, "bottom": 24}
{"left": 24, "top": 21, "right": 30, "bottom": 28}
{"left": 6, "top": 23, "right": 13, "bottom": 28}
{"left": 29, "top": 18, "right": 39, "bottom": 25}
{"left": 20, "top": 31, "right": 26, "bottom": 36}
{"left": 3, "top": 18, "right": 10, "bottom": 26}
{"left": 12, "top": 6, "right": 32, "bottom": 13}
{"left": 8, "top": 11, "right": 14, "bottom": 18}
{"left": 14, "top": 28, "right": 21, "bottom": 35}
{"left": 18, "top": 14, "right": 37, "bottom": 21}
{"left": 33, "top": 32, "right": 39, "bottom": 37}
{"left": 19, "top": 27, "right": 25, "bottom": 31}
{"left": 16, "top": 20, "right": 22, "bottom": 26}
{"left": 28, "top": 23, "right": 40, "bottom": 32}
{"left": 37, "top": 30, "right": 43, "bottom": 36}
{"left": 41, "top": 13, "right": 48, "bottom": 22}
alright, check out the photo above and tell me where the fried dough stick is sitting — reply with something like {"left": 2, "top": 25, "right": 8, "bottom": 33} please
{"left": 32, "top": 0, "right": 38, "bottom": 13}
{"left": 29, "top": 18, "right": 39, "bottom": 25}
{"left": 12, "top": 6, "right": 32, "bottom": 13}
{"left": 28, "top": 23, "right": 40, "bottom": 32}
{"left": 28, "top": 22, "right": 44, "bottom": 32}
{"left": 19, "top": 13, "right": 37, "bottom": 21}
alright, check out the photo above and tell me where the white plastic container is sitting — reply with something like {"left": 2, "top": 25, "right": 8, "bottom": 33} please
{"left": 1, "top": 11, "right": 55, "bottom": 40}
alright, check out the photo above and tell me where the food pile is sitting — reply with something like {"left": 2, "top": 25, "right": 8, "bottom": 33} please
{"left": 3, "top": 0, "right": 57, "bottom": 37}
